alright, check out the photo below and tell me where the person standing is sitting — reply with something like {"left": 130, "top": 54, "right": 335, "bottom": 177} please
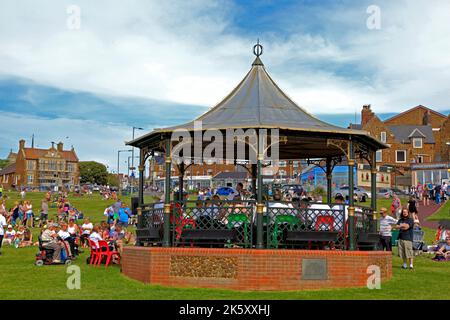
{"left": 395, "top": 208, "right": 415, "bottom": 269}
{"left": 435, "top": 184, "right": 442, "bottom": 204}
{"left": 407, "top": 196, "right": 418, "bottom": 215}
{"left": 379, "top": 207, "right": 398, "bottom": 251}
{"left": 423, "top": 184, "right": 429, "bottom": 206}
{"left": 40, "top": 199, "right": 49, "bottom": 227}
{"left": 0, "top": 211, "right": 7, "bottom": 255}
{"left": 391, "top": 194, "right": 401, "bottom": 219}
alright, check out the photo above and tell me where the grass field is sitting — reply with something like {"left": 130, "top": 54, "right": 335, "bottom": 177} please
{"left": 1, "top": 192, "right": 449, "bottom": 300}
{"left": 427, "top": 200, "right": 450, "bottom": 221}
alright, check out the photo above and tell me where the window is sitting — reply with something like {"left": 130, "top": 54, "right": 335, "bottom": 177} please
{"left": 67, "top": 163, "right": 75, "bottom": 172}
{"left": 396, "top": 150, "right": 406, "bottom": 163}
{"left": 413, "top": 138, "right": 423, "bottom": 148}
{"left": 26, "top": 160, "right": 36, "bottom": 170}
{"left": 417, "top": 156, "right": 424, "bottom": 164}
{"left": 27, "top": 174, "right": 33, "bottom": 183}
{"left": 278, "top": 161, "right": 286, "bottom": 167}
{"left": 376, "top": 150, "right": 382, "bottom": 162}
{"left": 380, "top": 132, "right": 387, "bottom": 143}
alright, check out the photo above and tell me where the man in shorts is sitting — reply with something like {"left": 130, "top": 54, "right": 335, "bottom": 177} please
{"left": 396, "top": 208, "right": 415, "bottom": 269}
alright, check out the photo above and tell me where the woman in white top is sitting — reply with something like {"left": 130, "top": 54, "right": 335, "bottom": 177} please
{"left": 89, "top": 226, "right": 103, "bottom": 248}
{"left": 80, "top": 218, "right": 93, "bottom": 248}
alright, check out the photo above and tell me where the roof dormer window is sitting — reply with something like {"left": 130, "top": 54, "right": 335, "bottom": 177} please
{"left": 413, "top": 138, "right": 423, "bottom": 148}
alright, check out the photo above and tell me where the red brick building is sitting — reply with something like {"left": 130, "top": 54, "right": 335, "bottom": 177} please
{"left": 350, "top": 105, "right": 449, "bottom": 186}
{"left": 0, "top": 139, "right": 80, "bottom": 190}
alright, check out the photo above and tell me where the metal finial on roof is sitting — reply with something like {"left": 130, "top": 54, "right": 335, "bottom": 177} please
{"left": 253, "top": 39, "right": 263, "bottom": 57}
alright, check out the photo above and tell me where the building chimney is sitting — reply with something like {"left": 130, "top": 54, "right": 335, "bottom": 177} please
{"left": 361, "top": 104, "right": 375, "bottom": 126}
{"left": 57, "top": 142, "right": 63, "bottom": 152}
{"left": 19, "top": 139, "right": 25, "bottom": 150}
{"left": 422, "top": 110, "right": 430, "bottom": 126}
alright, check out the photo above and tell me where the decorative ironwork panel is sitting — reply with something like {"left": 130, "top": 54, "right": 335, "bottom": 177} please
{"left": 138, "top": 204, "right": 164, "bottom": 244}
{"left": 265, "top": 202, "right": 346, "bottom": 250}
{"left": 354, "top": 206, "right": 374, "bottom": 234}
{"left": 171, "top": 200, "right": 255, "bottom": 248}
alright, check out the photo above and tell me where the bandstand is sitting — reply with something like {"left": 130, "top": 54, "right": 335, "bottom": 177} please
{"left": 122, "top": 43, "right": 392, "bottom": 291}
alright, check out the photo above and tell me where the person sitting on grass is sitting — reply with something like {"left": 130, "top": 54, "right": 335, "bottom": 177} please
{"left": 13, "top": 225, "right": 25, "bottom": 248}
{"left": 433, "top": 236, "right": 450, "bottom": 261}
{"left": 2, "top": 225, "right": 16, "bottom": 246}
{"left": 18, "top": 227, "right": 33, "bottom": 248}
{"left": 109, "top": 224, "right": 126, "bottom": 255}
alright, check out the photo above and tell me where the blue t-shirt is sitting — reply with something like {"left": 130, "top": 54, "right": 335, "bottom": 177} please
{"left": 118, "top": 207, "right": 130, "bottom": 223}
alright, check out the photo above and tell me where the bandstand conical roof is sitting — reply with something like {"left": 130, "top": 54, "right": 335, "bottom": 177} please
{"left": 128, "top": 44, "right": 386, "bottom": 158}
{"left": 154, "top": 56, "right": 353, "bottom": 133}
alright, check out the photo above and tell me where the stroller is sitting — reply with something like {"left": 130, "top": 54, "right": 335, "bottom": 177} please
{"left": 35, "top": 236, "right": 72, "bottom": 266}
{"left": 412, "top": 229, "right": 427, "bottom": 254}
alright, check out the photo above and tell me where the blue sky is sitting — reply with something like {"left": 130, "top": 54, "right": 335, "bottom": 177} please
{"left": 1, "top": 0, "right": 449, "bottom": 171}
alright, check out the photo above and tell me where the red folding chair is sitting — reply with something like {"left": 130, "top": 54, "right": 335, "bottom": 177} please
{"left": 315, "top": 215, "right": 334, "bottom": 231}
{"left": 97, "top": 240, "right": 120, "bottom": 267}
{"left": 308, "top": 215, "right": 335, "bottom": 250}
{"left": 88, "top": 239, "right": 101, "bottom": 266}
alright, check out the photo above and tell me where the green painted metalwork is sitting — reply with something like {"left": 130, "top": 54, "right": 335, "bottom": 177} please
{"left": 163, "top": 138, "right": 171, "bottom": 247}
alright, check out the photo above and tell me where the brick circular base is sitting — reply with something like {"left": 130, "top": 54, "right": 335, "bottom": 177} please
{"left": 122, "top": 247, "right": 392, "bottom": 291}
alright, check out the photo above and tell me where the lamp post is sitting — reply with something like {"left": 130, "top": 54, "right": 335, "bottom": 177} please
{"left": 117, "top": 149, "right": 132, "bottom": 190}
{"left": 131, "top": 127, "right": 144, "bottom": 192}
{"left": 131, "top": 127, "right": 144, "bottom": 170}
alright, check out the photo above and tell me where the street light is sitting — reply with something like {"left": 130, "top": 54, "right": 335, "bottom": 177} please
{"left": 131, "top": 127, "right": 144, "bottom": 170}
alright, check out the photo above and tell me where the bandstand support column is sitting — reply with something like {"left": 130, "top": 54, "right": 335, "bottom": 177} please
{"left": 256, "top": 136, "right": 264, "bottom": 249}
{"left": 326, "top": 157, "right": 332, "bottom": 205}
{"left": 178, "top": 163, "right": 185, "bottom": 202}
{"left": 370, "top": 150, "right": 378, "bottom": 233}
{"left": 137, "top": 148, "right": 145, "bottom": 231}
{"left": 348, "top": 138, "right": 356, "bottom": 251}
{"left": 251, "top": 164, "right": 257, "bottom": 199}
{"left": 163, "top": 138, "right": 172, "bottom": 247}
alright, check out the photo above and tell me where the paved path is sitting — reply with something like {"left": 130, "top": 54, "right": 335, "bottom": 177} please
{"left": 417, "top": 201, "right": 444, "bottom": 229}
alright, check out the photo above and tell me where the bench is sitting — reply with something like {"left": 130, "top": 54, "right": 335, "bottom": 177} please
{"left": 180, "top": 229, "right": 237, "bottom": 242}
{"left": 136, "top": 228, "right": 161, "bottom": 246}
{"left": 357, "top": 232, "right": 380, "bottom": 250}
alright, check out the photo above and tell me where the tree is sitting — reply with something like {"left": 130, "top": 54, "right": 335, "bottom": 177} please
{"left": 107, "top": 173, "right": 119, "bottom": 187}
{"left": 0, "top": 159, "right": 9, "bottom": 169}
{"left": 79, "top": 161, "right": 108, "bottom": 185}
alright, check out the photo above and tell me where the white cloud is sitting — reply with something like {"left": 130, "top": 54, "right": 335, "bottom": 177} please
{"left": 0, "top": 0, "right": 449, "bottom": 118}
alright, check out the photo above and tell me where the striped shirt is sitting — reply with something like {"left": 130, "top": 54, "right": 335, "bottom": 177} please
{"left": 379, "top": 215, "right": 398, "bottom": 237}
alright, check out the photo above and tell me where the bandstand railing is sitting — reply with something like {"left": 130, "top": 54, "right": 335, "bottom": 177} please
{"left": 171, "top": 200, "right": 255, "bottom": 248}
{"left": 265, "top": 202, "right": 347, "bottom": 250}
{"left": 137, "top": 200, "right": 378, "bottom": 250}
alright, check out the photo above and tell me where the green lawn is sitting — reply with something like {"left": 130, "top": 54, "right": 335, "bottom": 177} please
{"left": 427, "top": 200, "right": 450, "bottom": 221}
{"left": 1, "top": 192, "right": 449, "bottom": 300}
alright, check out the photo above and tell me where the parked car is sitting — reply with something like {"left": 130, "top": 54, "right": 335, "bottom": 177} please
{"left": 333, "top": 186, "right": 371, "bottom": 201}
{"left": 215, "top": 187, "right": 237, "bottom": 197}
{"left": 377, "top": 188, "right": 392, "bottom": 198}
{"left": 378, "top": 188, "right": 409, "bottom": 198}
{"left": 391, "top": 188, "right": 409, "bottom": 196}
